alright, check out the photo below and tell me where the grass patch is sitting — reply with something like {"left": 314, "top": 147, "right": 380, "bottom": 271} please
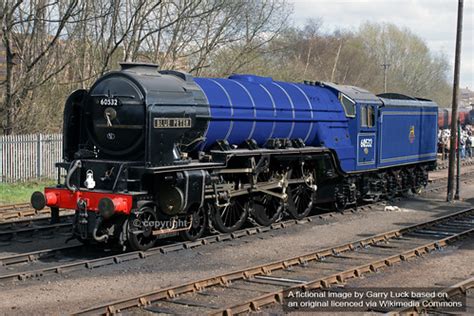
{"left": 0, "top": 180, "right": 56, "bottom": 205}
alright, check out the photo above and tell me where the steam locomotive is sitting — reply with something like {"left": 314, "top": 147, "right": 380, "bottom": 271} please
{"left": 31, "top": 63, "right": 438, "bottom": 251}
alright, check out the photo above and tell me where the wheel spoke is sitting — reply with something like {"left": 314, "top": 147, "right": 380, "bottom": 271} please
{"left": 212, "top": 197, "right": 248, "bottom": 233}
{"left": 180, "top": 205, "right": 208, "bottom": 241}
{"left": 128, "top": 207, "right": 159, "bottom": 251}
{"left": 287, "top": 172, "right": 314, "bottom": 220}
{"left": 251, "top": 193, "right": 283, "bottom": 226}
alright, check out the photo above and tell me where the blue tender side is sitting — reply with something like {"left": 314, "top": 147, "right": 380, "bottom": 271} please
{"left": 377, "top": 98, "right": 438, "bottom": 168}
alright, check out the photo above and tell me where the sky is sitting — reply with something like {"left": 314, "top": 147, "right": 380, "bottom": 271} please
{"left": 289, "top": 0, "right": 474, "bottom": 90}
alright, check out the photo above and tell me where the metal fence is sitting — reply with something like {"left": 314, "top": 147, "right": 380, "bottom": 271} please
{"left": 0, "top": 133, "right": 62, "bottom": 183}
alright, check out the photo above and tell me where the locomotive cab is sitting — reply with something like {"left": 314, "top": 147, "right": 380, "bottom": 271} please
{"left": 322, "top": 83, "right": 382, "bottom": 172}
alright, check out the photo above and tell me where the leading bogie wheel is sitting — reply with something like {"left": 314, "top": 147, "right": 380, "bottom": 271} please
{"left": 127, "top": 207, "right": 158, "bottom": 251}
{"left": 179, "top": 204, "right": 208, "bottom": 241}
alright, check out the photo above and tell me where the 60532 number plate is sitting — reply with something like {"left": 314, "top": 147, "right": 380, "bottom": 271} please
{"left": 154, "top": 118, "right": 192, "bottom": 128}
{"left": 99, "top": 97, "right": 120, "bottom": 106}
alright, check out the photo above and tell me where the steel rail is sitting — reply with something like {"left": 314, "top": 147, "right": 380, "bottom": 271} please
{"left": 436, "top": 159, "right": 474, "bottom": 170}
{"left": 423, "top": 176, "right": 474, "bottom": 194}
{"left": 0, "top": 159, "right": 472, "bottom": 239}
{"left": 0, "top": 208, "right": 51, "bottom": 221}
{"left": 0, "top": 203, "right": 31, "bottom": 212}
{"left": 0, "top": 204, "right": 74, "bottom": 222}
{"left": 0, "top": 201, "right": 383, "bottom": 282}
{"left": 210, "top": 228, "right": 473, "bottom": 316}
{"left": 0, "top": 244, "right": 84, "bottom": 267}
{"left": 1, "top": 168, "right": 469, "bottom": 240}
{"left": 1, "top": 173, "right": 474, "bottom": 282}
{"left": 389, "top": 277, "right": 474, "bottom": 315}
{"left": 0, "top": 158, "right": 470, "bottom": 221}
{"left": 0, "top": 215, "right": 75, "bottom": 239}
{"left": 73, "top": 207, "right": 474, "bottom": 315}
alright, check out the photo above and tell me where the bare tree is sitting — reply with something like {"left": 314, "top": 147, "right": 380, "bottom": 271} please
{"left": 1, "top": 0, "right": 82, "bottom": 134}
{"left": 357, "top": 22, "right": 451, "bottom": 104}
{"left": 202, "top": 0, "right": 291, "bottom": 76}
{"left": 0, "top": 1, "right": 452, "bottom": 135}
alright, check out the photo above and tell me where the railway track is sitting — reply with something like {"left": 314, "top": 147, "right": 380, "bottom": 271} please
{"left": 0, "top": 203, "right": 74, "bottom": 222}
{"left": 0, "top": 214, "right": 75, "bottom": 241}
{"left": 1, "top": 168, "right": 471, "bottom": 243}
{"left": 0, "top": 171, "right": 473, "bottom": 279}
{"left": 0, "top": 203, "right": 50, "bottom": 221}
{"left": 74, "top": 206, "right": 474, "bottom": 315}
{"left": 0, "top": 159, "right": 471, "bottom": 223}
{"left": 435, "top": 158, "right": 474, "bottom": 170}
{"left": 390, "top": 277, "right": 473, "bottom": 315}
{"left": 0, "top": 201, "right": 383, "bottom": 282}
{"left": 421, "top": 176, "right": 473, "bottom": 195}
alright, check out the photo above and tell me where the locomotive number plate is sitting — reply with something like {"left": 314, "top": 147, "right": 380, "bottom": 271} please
{"left": 99, "top": 97, "right": 121, "bottom": 106}
{"left": 154, "top": 118, "right": 192, "bottom": 128}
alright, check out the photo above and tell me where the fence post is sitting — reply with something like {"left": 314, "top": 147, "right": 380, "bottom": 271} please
{"left": 37, "top": 134, "right": 43, "bottom": 179}
{"left": 0, "top": 135, "right": 3, "bottom": 183}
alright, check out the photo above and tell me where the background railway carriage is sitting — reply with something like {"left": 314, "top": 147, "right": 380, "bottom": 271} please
{"left": 31, "top": 63, "right": 438, "bottom": 251}
{"left": 458, "top": 109, "right": 469, "bottom": 126}
{"left": 440, "top": 108, "right": 450, "bottom": 129}
{"left": 438, "top": 107, "right": 472, "bottom": 129}
{"left": 438, "top": 109, "right": 445, "bottom": 129}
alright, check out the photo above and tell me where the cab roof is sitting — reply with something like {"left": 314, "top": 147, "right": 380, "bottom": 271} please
{"left": 320, "top": 82, "right": 382, "bottom": 103}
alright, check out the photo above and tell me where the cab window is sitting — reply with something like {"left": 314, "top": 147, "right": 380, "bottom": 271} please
{"left": 339, "top": 93, "right": 355, "bottom": 117}
{"left": 367, "top": 106, "right": 375, "bottom": 127}
{"left": 360, "top": 105, "right": 375, "bottom": 128}
{"left": 360, "top": 106, "right": 368, "bottom": 127}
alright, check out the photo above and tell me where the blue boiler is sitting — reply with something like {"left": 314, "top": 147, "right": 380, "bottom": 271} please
{"left": 194, "top": 74, "right": 350, "bottom": 151}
